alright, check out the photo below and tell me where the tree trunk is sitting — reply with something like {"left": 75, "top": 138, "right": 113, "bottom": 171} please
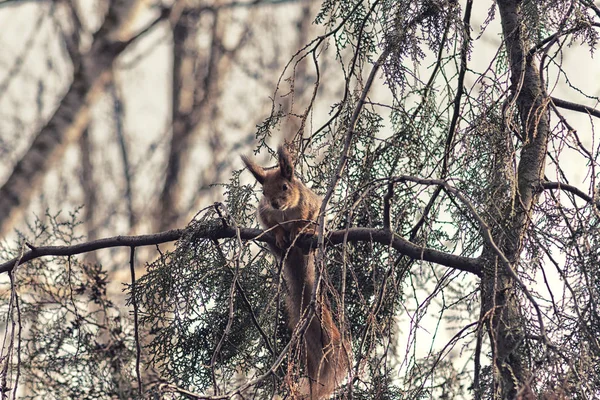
{"left": 0, "top": 0, "right": 151, "bottom": 236}
{"left": 158, "top": 8, "right": 202, "bottom": 231}
{"left": 481, "top": 0, "right": 550, "bottom": 398}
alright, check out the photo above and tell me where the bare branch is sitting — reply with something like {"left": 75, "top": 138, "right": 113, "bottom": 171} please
{"left": 551, "top": 96, "right": 600, "bottom": 119}
{"left": 542, "top": 181, "right": 594, "bottom": 204}
{"left": 0, "top": 225, "right": 481, "bottom": 276}
{"left": 388, "top": 174, "right": 548, "bottom": 335}
{"left": 318, "top": 43, "right": 388, "bottom": 232}
{"left": 0, "top": 229, "right": 185, "bottom": 274}
{"left": 316, "top": 0, "right": 441, "bottom": 228}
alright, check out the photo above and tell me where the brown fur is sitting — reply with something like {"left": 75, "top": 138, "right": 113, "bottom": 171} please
{"left": 242, "top": 146, "right": 349, "bottom": 399}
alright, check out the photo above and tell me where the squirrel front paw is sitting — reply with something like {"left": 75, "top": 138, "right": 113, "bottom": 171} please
{"left": 291, "top": 224, "right": 317, "bottom": 241}
{"left": 275, "top": 229, "right": 287, "bottom": 249}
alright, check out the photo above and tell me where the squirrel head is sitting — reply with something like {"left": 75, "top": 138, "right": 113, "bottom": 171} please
{"left": 241, "top": 146, "right": 301, "bottom": 211}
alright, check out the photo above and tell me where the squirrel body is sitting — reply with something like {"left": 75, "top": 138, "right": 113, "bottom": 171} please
{"left": 242, "top": 146, "right": 349, "bottom": 399}
{"left": 242, "top": 147, "right": 321, "bottom": 250}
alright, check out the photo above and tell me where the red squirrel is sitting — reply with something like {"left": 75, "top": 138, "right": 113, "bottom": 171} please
{"left": 241, "top": 145, "right": 349, "bottom": 399}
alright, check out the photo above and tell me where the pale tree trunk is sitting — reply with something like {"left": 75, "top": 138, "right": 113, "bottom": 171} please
{"left": 158, "top": 8, "right": 202, "bottom": 231}
{"left": 158, "top": 7, "right": 226, "bottom": 231}
{"left": 79, "top": 127, "right": 99, "bottom": 265}
{"left": 0, "top": 0, "right": 156, "bottom": 236}
{"left": 481, "top": 0, "right": 550, "bottom": 398}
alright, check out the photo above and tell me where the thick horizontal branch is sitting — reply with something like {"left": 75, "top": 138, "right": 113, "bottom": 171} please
{"left": 324, "top": 228, "right": 481, "bottom": 275}
{"left": 0, "top": 229, "right": 186, "bottom": 274}
{"left": 542, "top": 181, "right": 594, "bottom": 204}
{"left": 551, "top": 96, "right": 600, "bottom": 120}
{"left": 0, "top": 225, "right": 482, "bottom": 276}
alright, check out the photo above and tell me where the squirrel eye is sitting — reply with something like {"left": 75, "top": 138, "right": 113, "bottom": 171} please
{"left": 282, "top": 183, "right": 288, "bottom": 191}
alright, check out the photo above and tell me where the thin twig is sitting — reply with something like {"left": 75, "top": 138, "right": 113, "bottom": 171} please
{"left": 442, "top": 0, "right": 473, "bottom": 176}
{"left": 129, "top": 246, "right": 143, "bottom": 396}
{"left": 11, "top": 268, "right": 22, "bottom": 400}
{"left": 0, "top": 244, "right": 24, "bottom": 395}
{"left": 383, "top": 182, "right": 394, "bottom": 230}
{"left": 318, "top": 48, "right": 390, "bottom": 228}
{"left": 212, "top": 238, "right": 275, "bottom": 355}
{"left": 0, "top": 7, "right": 49, "bottom": 97}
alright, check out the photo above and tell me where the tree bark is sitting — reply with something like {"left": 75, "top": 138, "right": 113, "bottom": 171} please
{"left": 481, "top": 0, "right": 550, "bottom": 398}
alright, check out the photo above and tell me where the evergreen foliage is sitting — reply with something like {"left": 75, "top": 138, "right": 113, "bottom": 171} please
{"left": 1, "top": 0, "right": 600, "bottom": 398}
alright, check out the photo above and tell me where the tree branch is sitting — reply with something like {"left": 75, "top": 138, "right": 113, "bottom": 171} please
{"left": 551, "top": 96, "right": 600, "bottom": 120}
{"left": 0, "top": 225, "right": 481, "bottom": 276}
{"left": 541, "top": 181, "right": 594, "bottom": 204}
{"left": 383, "top": 182, "right": 393, "bottom": 230}
{"left": 0, "top": 229, "right": 185, "bottom": 274}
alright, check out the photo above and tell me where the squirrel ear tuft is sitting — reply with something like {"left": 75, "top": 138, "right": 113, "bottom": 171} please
{"left": 277, "top": 145, "right": 294, "bottom": 180}
{"left": 241, "top": 155, "right": 266, "bottom": 185}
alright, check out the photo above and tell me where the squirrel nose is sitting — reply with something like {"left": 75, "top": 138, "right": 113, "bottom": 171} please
{"left": 271, "top": 200, "right": 280, "bottom": 209}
